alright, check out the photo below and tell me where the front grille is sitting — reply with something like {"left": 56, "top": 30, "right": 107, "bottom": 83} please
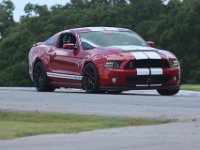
{"left": 125, "top": 59, "right": 170, "bottom": 69}
{"left": 126, "top": 75, "right": 171, "bottom": 85}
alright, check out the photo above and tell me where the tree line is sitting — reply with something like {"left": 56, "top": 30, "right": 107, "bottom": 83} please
{"left": 0, "top": 0, "right": 200, "bottom": 86}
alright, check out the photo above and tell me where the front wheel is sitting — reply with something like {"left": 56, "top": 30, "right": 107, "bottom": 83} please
{"left": 33, "top": 62, "right": 55, "bottom": 92}
{"left": 157, "top": 88, "right": 179, "bottom": 96}
{"left": 82, "top": 63, "right": 99, "bottom": 93}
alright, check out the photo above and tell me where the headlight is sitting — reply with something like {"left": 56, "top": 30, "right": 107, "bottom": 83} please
{"left": 169, "top": 59, "right": 179, "bottom": 68}
{"left": 105, "top": 61, "right": 122, "bottom": 69}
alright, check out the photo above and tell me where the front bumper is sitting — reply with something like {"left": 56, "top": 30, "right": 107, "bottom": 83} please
{"left": 99, "top": 67, "right": 180, "bottom": 90}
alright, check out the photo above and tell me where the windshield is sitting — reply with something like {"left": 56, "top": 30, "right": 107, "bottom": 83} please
{"left": 79, "top": 31, "right": 148, "bottom": 50}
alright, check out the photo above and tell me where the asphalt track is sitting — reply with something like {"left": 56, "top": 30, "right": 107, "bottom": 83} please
{"left": 0, "top": 87, "right": 200, "bottom": 150}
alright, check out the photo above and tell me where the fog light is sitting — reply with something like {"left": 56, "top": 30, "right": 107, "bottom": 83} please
{"left": 112, "top": 78, "right": 118, "bottom": 84}
{"left": 173, "top": 76, "right": 177, "bottom": 81}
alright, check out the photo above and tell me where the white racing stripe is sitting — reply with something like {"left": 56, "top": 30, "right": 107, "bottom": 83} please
{"left": 136, "top": 85, "right": 149, "bottom": 87}
{"left": 150, "top": 68, "right": 163, "bottom": 75}
{"left": 87, "top": 27, "right": 104, "bottom": 31}
{"left": 150, "top": 84, "right": 162, "bottom": 87}
{"left": 136, "top": 68, "right": 149, "bottom": 75}
{"left": 88, "top": 27, "right": 121, "bottom": 31}
{"left": 113, "top": 45, "right": 156, "bottom": 51}
{"left": 136, "top": 68, "right": 163, "bottom": 75}
{"left": 130, "top": 51, "right": 161, "bottom": 60}
{"left": 131, "top": 52, "right": 148, "bottom": 60}
{"left": 47, "top": 72, "right": 82, "bottom": 80}
{"left": 103, "top": 27, "right": 119, "bottom": 31}
{"left": 145, "top": 52, "right": 161, "bottom": 59}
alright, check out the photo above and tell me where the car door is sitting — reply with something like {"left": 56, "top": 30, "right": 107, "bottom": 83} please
{"left": 48, "top": 32, "right": 83, "bottom": 87}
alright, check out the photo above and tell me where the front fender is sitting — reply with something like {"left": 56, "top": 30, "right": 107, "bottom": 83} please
{"left": 81, "top": 54, "right": 107, "bottom": 75}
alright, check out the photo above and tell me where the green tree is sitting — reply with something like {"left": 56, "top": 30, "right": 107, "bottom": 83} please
{"left": 0, "top": 0, "right": 15, "bottom": 38}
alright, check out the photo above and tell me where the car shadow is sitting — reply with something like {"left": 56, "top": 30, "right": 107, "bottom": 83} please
{"left": 53, "top": 89, "right": 160, "bottom": 97}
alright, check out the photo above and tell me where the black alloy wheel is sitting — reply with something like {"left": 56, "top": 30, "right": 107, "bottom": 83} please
{"left": 82, "top": 63, "right": 99, "bottom": 93}
{"left": 33, "top": 62, "right": 55, "bottom": 92}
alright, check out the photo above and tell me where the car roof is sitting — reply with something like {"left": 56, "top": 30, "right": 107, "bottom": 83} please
{"left": 62, "top": 27, "right": 131, "bottom": 33}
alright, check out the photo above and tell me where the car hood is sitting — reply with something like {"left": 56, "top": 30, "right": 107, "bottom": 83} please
{"left": 93, "top": 45, "right": 177, "bottom": 61}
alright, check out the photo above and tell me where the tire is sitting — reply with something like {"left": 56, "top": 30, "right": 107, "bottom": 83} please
{"left": 82, "top": 63, "right": 99, "bottom": 93}
{"left": 157, "top": 88, "right": 179, "bottom": 96}
{"left": 33, "top": 62, "right": 55, "bottom": 92}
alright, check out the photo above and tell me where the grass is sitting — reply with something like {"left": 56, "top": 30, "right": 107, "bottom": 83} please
{"left": 181, "top": 84, "right": 200, "bottom": 92}
{"left": 0, "top": 112, "right": 167, "bottom": 140}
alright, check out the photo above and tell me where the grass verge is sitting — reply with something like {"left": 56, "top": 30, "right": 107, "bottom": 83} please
{"left": 0, "top": 112, "right": 167, "bottom": 140}
{"left": 181, "top": 84, "right": 200, "bottom": 92}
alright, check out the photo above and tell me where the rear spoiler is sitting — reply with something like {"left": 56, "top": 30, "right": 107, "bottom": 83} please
{"left": 33, "top": 42, "right": 45, "bottom": 47}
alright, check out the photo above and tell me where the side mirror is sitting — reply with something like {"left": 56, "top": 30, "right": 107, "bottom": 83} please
{"left": 147, "top": 41, "right": 154, "bottom": 47}
{"left": 63, "top": 43, "right": 75, "bottom": 49}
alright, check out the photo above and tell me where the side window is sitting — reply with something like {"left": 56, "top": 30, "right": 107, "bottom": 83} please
{"left": 65, "top": 34, "right": 76, "bottom": 44}
{"left": 46, "top": 36, "right": 54, "bottom": 46}
{"left": 57, "top": 33, "right": 77, "bottom": 48}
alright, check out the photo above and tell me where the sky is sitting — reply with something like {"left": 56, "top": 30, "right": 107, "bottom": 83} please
{"left": 1, "top": 0, "right": 70, "bottom": 21}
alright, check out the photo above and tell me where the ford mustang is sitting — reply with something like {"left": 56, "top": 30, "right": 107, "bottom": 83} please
{"left": 29, "top": 27, "right": 181, "bottom": 95}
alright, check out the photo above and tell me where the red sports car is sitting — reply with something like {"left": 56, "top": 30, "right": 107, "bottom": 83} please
{"left": 29, "top": 27, "right": 181, "bottom": 95}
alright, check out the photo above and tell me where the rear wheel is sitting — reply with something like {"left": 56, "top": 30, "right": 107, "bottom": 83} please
{"left": 33, "top": 62, "right": 55, "bottom": 92}
{"left": 82, "top": 63, "right": 99, "bottom": 93}
{"left": 157, "top": 88, "right": 179, "bottom": 96}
